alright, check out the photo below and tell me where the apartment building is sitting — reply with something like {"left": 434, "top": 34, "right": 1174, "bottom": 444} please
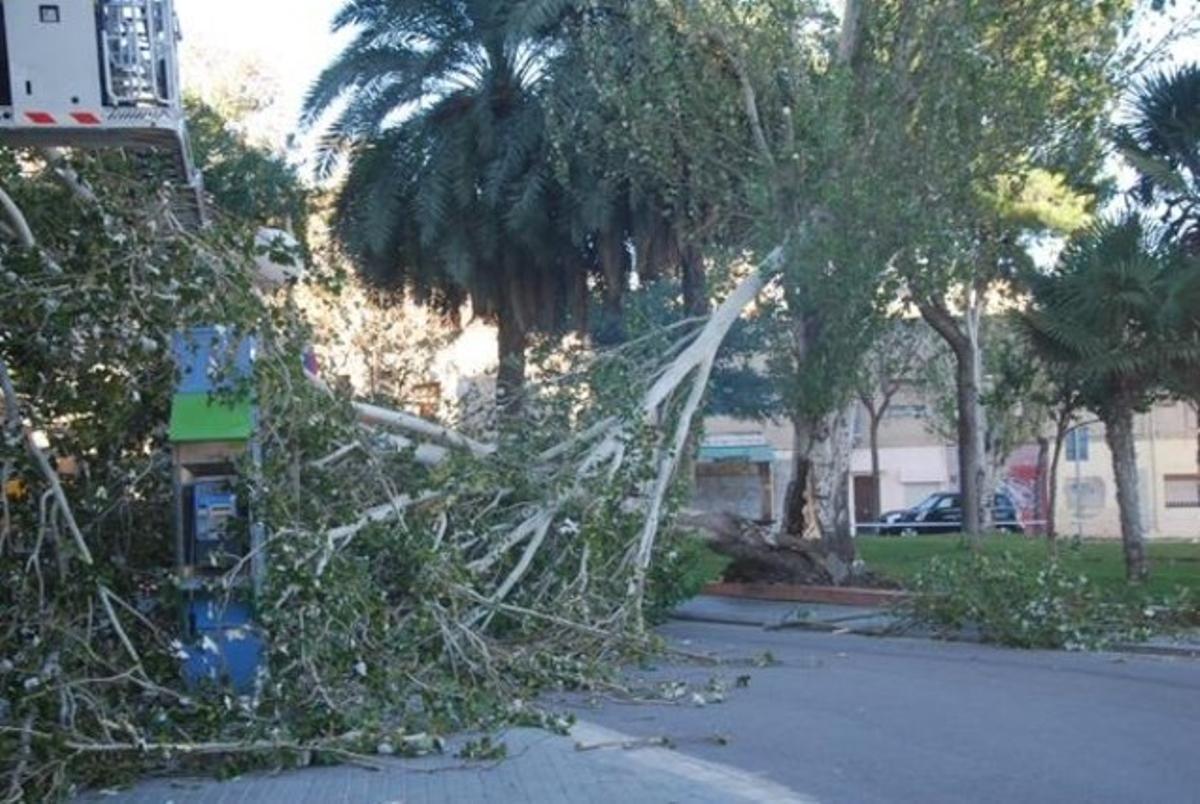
{"left": 695, "top": 395, "right": 1200, "bottom": 539}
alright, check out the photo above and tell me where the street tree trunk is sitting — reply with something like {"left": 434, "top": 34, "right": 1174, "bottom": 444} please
{"left": 963, "top": 296, "right": 991, "bottom": 531}
{"left": 496, "top": 313, "right": 527, "bottom": 412}
{"left": 1034, "top": 436, "right": 1050, "bottom": 538}
{"left": 955, "top": 349, "right": 986, "bottom": 534}
{"left": 918, "top": 297, "right": 988, "bottom": 537}
{"left": 868, "top": 413, "right": 883, "bottom": 521}
{"left": 1194, "top": 402, "right": 1200, "bottom": 472}
{"left": 1103, "top": 401, "right": 1148, "bottom": 582}
{"left": 783, "top": 417, "right": 814, "bottom": 538}
{"left": 811, "top": 403, "right": 856, "bottom": 563}
{"left": 783, "top": 310, "right": 815, "bottom": 539}
{"left": 1046, "top": 411, "right": 1073, "bottom": 542}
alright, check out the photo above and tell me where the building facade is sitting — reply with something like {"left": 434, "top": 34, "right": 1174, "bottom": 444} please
{"left": 697, "top": 396, "right": 1200, "bottom": 539}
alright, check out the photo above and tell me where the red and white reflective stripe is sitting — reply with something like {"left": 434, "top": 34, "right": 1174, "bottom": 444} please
{"left": 21, "top": 111, "right": 103, "bottom": 126}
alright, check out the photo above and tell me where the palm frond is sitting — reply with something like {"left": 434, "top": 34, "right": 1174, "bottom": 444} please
{"left": 1124, "top": 63, "right": 1200, "bottom": 166}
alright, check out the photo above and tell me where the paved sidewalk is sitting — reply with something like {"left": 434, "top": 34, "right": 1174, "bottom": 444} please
{"left": 83, "top": 720, "right": 812, "bottom": 803}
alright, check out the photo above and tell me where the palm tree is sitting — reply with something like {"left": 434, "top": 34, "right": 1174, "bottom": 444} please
{"left": 1115, "top": 63, "right": 1200, "bottom": 254}
{"left": 303, "top": 0, "right": 585, "bottom": 400}
{"left": 1117, "top": 62, "right": 1200, "bottom": 470}
{"left": 1024, "top": 215, "right": 1186, "bottom": 581}
{"left": 1161, "top": 247, "right": 1200, "bottom": 470}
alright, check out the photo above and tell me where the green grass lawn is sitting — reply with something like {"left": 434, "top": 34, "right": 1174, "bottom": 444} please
{"left": 859, "top": 535, "right": 1200, "bottom": 600}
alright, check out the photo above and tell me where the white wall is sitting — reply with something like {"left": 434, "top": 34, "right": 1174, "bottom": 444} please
{"left": 850, "top": 445, "right": 954, "bottom": 516}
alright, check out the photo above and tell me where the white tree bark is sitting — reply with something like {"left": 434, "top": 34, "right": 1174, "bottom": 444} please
{"left": 317, "top": 248, "right": 785, "bottom": 624}
{"left": 629, "top": 251, "right": 783, "bottom": 599}
{"left": 354, "top": 401, "right": 495, "bottom": 457}
{"left": 810, "top": 401, "right": 856, "bottom": 552}
{"left": 965, "top": 288, "right": 992, "bottom": 529}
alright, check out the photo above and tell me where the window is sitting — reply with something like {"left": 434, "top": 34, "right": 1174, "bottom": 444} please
{"left": 1164, "top": 475, "right": 1200, "bottom": 509}
{"left": 39, "top": 5, "right": 61, "bottom": 23}
{"left": 935, "top": 495, "right": 959, "bottom": 510}
{"left": 1065, "top": 426, "right": 1090, "bottom": 462}
{"left": 904, "top": 483, "right": 942, "bottom": 507}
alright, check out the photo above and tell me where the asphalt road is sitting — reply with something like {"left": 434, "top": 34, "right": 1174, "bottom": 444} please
{"left": 555, "top": 621, "right": 1200, "bottom": 804}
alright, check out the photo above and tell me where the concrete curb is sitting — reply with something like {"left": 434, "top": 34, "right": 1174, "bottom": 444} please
{"left": 763, "top": 619, "right": 902, "bottom": 636}
{"left": 703, "top": 581, "right": 910, "bottom": 607}
{"left": 670, "top": 595, "right": 911, "bottom": 635}
{"left": 673, "top": 605, "right": 1200, "bottom": 658}
{"left": 1111, "top": 642, "right": 1200, "bottom": 659}
{"left": 670, "top": 610, "right": 770, "bottom": 628}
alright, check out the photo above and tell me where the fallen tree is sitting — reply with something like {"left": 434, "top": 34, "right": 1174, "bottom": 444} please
{"left": 0, "top": 150, "right": 787, "bottom": 800}
{"left": 677, "top": 510, "right": 838, "bottom": 586}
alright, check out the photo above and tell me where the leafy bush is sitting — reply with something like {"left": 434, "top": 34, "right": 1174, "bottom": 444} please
{"left": 646, "top": 539, "right": 731, "bottom": 623}
{"left": 906, "top": 548, "right": 1151, "bottom": 650}
{"left": 0, "top": 139, "right": 728, "bottom": 798}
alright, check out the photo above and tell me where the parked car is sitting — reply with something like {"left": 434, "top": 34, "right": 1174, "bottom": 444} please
{"left": 879, "top": 492, "right": 1023, "bottom": 535}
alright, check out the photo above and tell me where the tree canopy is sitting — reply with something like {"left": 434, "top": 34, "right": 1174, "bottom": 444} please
{"left": 304, "top": 0, "right": 586, "bottom": 394}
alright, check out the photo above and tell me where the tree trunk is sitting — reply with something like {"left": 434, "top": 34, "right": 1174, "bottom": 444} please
{"left": 810, "top": 404, "right": 856, "bottom": 565}
{"left": 1103, "top": 402, "right": 1148, "bottom": 582}
{"left": 596, "top": 228, "right": 628, "bottom": 346}
{"left": 677, "top": 244, "right": 708, "bottom": 501}
{"left": 1047, "top": 414, "right": 1070, "bottom": 541}
{"left": 681, "top": 244, "right": 708, "bottom": 317}
{"left": 496, "top": 313, "right": 527, "bottom": 412}
{"left": 917, "top": 299, "right": 987, "bottom": 537}
{"left": 954, "top": 343, "right": 986, "bottom": 535}
{"left": 783, "top": 455, "right": 811, "bottom": 538}
{"left": 783, "top": 417, "right": 813, "bottom": 538}
{"left": 783, "top": 310, "right": 815, "bottom": 539}
{"left": 597, "top": 286, "right": 625, "bottom": 346}
{"left": 1034, "top": 436, "right": 1050, "bottom": 538}
{"left": 679, "top": 511, "right": 837, "bottom": 586}
{"left": 1194, "top": 401, "right": 1200, "bottom": 472}
{"left": 868, "top": 414, "right": 883, "bottom": 521}
{"left": 964, "top": 298, "right": 991, "bottom": 532}
{"left": 838, "top": 0, "right": 868, "bottom": 66}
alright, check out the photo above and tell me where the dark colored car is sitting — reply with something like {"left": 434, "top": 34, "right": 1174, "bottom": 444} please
{"left": 880, "top": 492, "right": 1023, "bottom": 536}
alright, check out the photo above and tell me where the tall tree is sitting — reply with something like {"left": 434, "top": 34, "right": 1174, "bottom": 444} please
{"left": 534, "top": 1, "right": 746, "bottom": 335}
{"left": 1115, "top": 63, "right": 1200, "bottom": 255}
{"left": 187, "top": 98, "right": 309, "bottom": 240}
{"left": 537, "top": 0, "right": 1131, "bottom": 561}
{"left": 303, "top": 0, "right": 584, "bottom": 402}
{"left": 1163, "top": 254, "right": 1200, "bottom": 469}
{"left": 1116, "top": 63, "right": 1200, "bottom": 468}
{"left": 1025, "top": 215, "right": 1186, "bottom": 581}
{"left": 855, "top": 320, "right": 929, "bottom": 522}
{"left": 531, "top": 0, "right": 882, "bottom": 564}
{"left": 891, "top": 15, "right": 1118, "bottom": 536}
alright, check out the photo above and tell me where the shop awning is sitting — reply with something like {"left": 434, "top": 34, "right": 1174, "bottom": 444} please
{"left": 698, "top": 443, "right": 775, "bottom": 463}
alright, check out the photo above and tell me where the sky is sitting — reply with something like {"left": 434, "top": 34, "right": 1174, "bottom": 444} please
{"left": 175, "top": 0, "right": 1198, "bottom": 155}
{"left": 169, "top": 1, "right": 1196, "bottom": 374}
{"left": 175, "top": 0, "right": 348, "bottom": 159}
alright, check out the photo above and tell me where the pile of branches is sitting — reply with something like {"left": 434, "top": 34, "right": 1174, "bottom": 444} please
{"left": 0, "top": 150, "right": 781, "bottom": 800}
